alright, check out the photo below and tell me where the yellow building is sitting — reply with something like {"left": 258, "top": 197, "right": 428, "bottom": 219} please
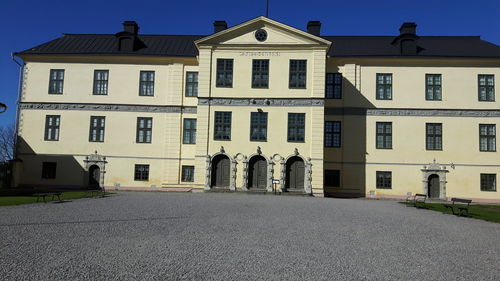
{"left": 13, "top": 17, "right": 500, "bottom": 202}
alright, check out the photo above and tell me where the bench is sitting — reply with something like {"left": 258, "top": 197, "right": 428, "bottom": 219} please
{"left": 406, "top": 193, "right": 427, "bottom": 208}
{"left": 33, "top": 192, "right": 63, "bottom": 203}
{"left": 445, "top": 198, "right": 472, "bottom": 216}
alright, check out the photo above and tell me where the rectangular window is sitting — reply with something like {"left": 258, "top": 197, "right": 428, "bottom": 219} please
{"left": 93, "top": 70, "right": 109, "bottom": 95}
{"left": 250, "top": 112, "right": 268, "bottom": 141}
{"left": 426, "top": 74, "right": 442, "bottom": 100}
{"left": 44, "top": 115, "right": 60, "bottom": 141}
{"left": 479, "top": 124, "right": 496, "bottom": 151}
{"left": 48, "top": 69, "right": 64, "bottom": 94}
{"left": 289, "top": 60, "right": 307, "bottom": 89}
{"left": 134, "top": 164, "right": 149, "bottom": 181}
{"left": 139, "top": 71, "right": 155, "bottom": 96}
{"left": 41, "top": 162, "right": 57, "bottom": 179}
{"left": 325, "top": 121, "right": 341, "bottom": 147}
{"left": 252, "top": 59, "right": 269, "bottom": 88}
{"left": 376, "top": 73, "right": 392, "bottom": 100}
{"left": 216, "top": 59, "right": 233, "bottom": 87}
{"left": 376, "top": 171, "right": 392, "bottom": 189}
{"left": 183, "top": 119, "right": 197, "bottom": 144}
{"left": 426, "top": 123, "right": 442, "bottom": 150}
{"left": 181, "top": 166, "right": 194, "bottom": 182}
{"left": 185, "top": 72, "right": 198, "bottom": 97}
{"left": 478, "top": 74, "right": 495, "bottom": 101}
{"left": 136, "top": 117, "right": 152, "bottom": 143}
{"left": 325, "top": 73, "right": 342, "bottom": 99}
{"left": 89, "top": 116, "right": 105, "bottom": 142}
{"left": 214, "top": 112, "right": 232, "bottom": 140}
{"left": 324, "top": 170, "right": 340, "bottom": 187}
{"left": 376, "top": 122, "right": 392, "bottom": 149}
{"left": 480, "top": 174, "right": 496, "bottom": 191}
{"left": 288, "top": 113, "right": 305, "bottom": 142}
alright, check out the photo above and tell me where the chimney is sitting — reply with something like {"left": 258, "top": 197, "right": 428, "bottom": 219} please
{"left": 399, "top": 22, "right": 416, "bottom": 35}
{"left": 213, "top": 20, "right": 228, "bottom": 33}
{"left": 123, "top": 21, "right": 139, "bottom": 35}
{"left": 392, "top": 22, "right": 419, "bottom": 55}
{"left": 307, "top": 21, "right": 321, "bottom": 36}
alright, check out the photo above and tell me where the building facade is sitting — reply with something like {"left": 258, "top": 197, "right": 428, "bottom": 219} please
{"left": 13, "top": 17, "right": 500, "bottom": 202}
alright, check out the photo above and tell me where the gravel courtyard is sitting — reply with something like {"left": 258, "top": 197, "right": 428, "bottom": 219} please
{"left": 0, "top": 192, "right": 499, "bottom": 281}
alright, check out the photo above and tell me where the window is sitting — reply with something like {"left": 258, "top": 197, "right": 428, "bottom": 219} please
{"left": 139, "top": 71, "right": 155, "bottom": 96}
{"left": 289, "top": 60, "right": 307, "bottom": 89}
{"left": 376, "top": 171, "right": 392, "bottom": 189}
{"left": 181, "top": 166, "right": 194, "bottom": 182}
{"left": 134, "top": 164, "right": 149, "bottom": 181}
{"left": 183, "top": 119, "right": 197, "bottom": 144}
{"left": 426, "top": 123, "right": 442, "bottom": 150}
{"left": 185, "top": 72, "right": 198, "bottom": 97}
{"left": 325, "top": 121, "right": 341, "bottom": 147}
{"left": 93, "top": 70, "right": 109, "bottom": 95}
{"left": 252, "top": 60, "right": 269, "bottom": 88}
{"left": 326, "top": 73, "right": 342, "bottom": 99}
{"left": 376, "top": 73, "right": 392, "bottom": 100}
{"left": 216, "top": 59, "right": 233, "bottom": 87}
{"left": 44, "top": 115, "right": 60, "bottom": 141}
{"left": 214, "top": 112, "right": 231, "bottom": 140}
{"left": 89, "top": 116, "right": 105, "bottom": 142}
{"left": 480, "top": 174, "right": 496, "bottom": 191}
{"left": 288, "top": 113, "right": 305, "bottom": 142}
{"left": 136, "top": 117, "right": 152, "bottom": 143}
{"left": 376, "top": 122, "right": 392, "bottom": 149}
{"left": 250, "top": 112, "right": 268, "bottom": 141}
{"left": 426, "top": 74, "right": 442, "bottom": 100}
{"left": 48, "top": 69, "right": 64, "bottom": 94}
{"left": 324, "top": 170, "right": 340, "bottom": 187}
{"left": 478, "top": 75, "right": 495, "bottom": 101}
{"left": 479, "top": 124, "right": 496, "bottom": 151}
{"left": 41, "top": 162, "right": 57, "bottom": 179}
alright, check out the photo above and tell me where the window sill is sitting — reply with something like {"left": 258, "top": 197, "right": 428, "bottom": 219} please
{"left": 480, "top": 190, "right": 497, "bottom": 192}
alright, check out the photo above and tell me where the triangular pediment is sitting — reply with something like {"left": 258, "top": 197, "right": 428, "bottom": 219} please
{"left": 195, "top": 16, "right": 331, "bottom": 48}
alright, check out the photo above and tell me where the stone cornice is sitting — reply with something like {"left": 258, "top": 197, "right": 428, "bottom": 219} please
{"left": 198, "top": 98, "right": 325, "bottom": 107}
{"left": 19, "top": 102, "right": 197, "bottom": 114}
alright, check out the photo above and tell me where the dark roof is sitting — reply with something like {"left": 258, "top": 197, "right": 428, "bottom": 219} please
{"left": 17, "top": 34, "right": 204, "bottom": 57}
{"left": 16, "top": 34, "right": 500, "bottom": 58}
{"left": 323, "top": 36, "right": 500, "bottom": 58}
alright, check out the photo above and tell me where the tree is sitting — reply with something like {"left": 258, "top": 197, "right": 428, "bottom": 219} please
{"left": 0, "top": 123, "right": 16, "bottom": 163}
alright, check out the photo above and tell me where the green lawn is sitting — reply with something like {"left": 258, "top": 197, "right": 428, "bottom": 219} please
{"left": 0, "top": 191, "right": 112, "bottom": 206}
{"left": 401, "top": 202, "right": 500, "bottom": 223}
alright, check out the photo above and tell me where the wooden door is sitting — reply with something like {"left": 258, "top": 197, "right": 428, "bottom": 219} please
{"left": 286, "top": 157, "right": 305, "bottom": 191}
{"left": 249, "top": 156, "right": 267, "bottom": 189}
{"left": 212, "top": 155, "right": 230, "bottom": 188}
{"left": 428, "top": 174, "right": 440, "bottom": 198}
{"left": 89, "top": 165, "right": 100, "bottom": 188}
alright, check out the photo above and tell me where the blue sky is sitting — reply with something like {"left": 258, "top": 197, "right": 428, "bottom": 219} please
{"left": 0, "top": 0, "right": 499, "bottom": 127}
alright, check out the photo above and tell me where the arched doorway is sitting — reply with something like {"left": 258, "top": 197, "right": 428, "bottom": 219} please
{"left": 428, "top": 174, "right": 440, "bottom": 198}
{"left": 248, "top": 155, "right": 267, "bottom": 189}
{"left": 89, "top": 165, "right": 100, "bottom": 188}
{"left": 285, "top": 156, "right": 305, "bottom": 191}
{"left": 211, "top": 154, "right": 230, "bottom": 188}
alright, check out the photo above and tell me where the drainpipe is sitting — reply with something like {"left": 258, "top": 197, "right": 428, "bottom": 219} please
{"left": 11, "top": 53, "right": 24, "bottom": 160}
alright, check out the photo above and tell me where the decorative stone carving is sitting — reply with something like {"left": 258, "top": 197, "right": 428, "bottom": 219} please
{"left": 220, "top": 146, "right": 225, "bottom": 153}
{"left": 197, "top": 98, "right": 325, "bottom": 107}
{"left": 420, "top": 159, "right": 449, "bottom": 199}
{"left": 204, "top": 156, "right": 211, "bottom": 190}
{"left": 294, "top": 148, "right": 299, "bottom": 156}
{"left": 325, "top": 107, "right": 500, "bottom": 117}
{"left": 257, "top": 146, "right": 262, "bottom": 155}
{"left": 83, "top": 151, "right": 107, "bottom": 190}
{"left": 19, "top": 102, "right": 196, "bottom": 114}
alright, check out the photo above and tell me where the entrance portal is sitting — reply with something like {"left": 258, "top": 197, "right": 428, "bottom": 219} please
{"left": 285, "top": 156, "right": 305, "bottom": 191}
{"left": 428, "top": 174, "right": 440, "bottom": 198}
{"left": 211, "top": 154, "right": 230, "bottom": 188}
{"left": 248, "top": 156, "right": 267, "bottom": 189}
